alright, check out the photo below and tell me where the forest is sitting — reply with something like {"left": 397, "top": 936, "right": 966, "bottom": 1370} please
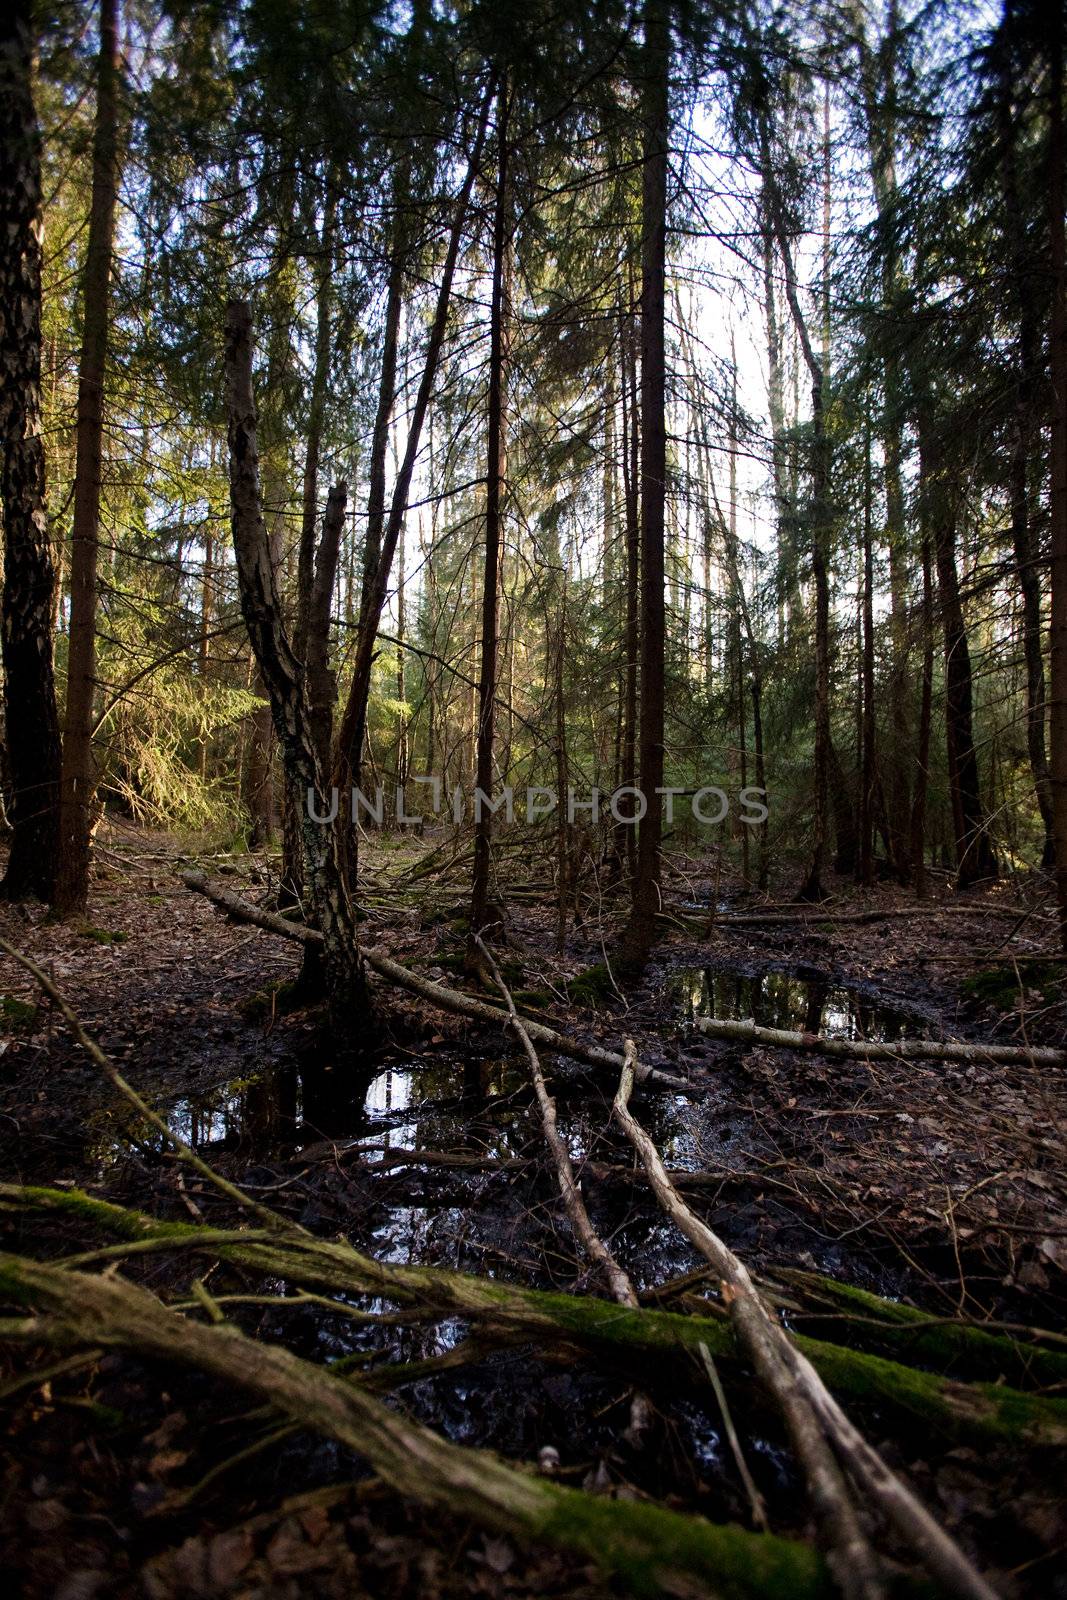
{"left": 0, "top": 0, "right": 1066, "bottom": 1595}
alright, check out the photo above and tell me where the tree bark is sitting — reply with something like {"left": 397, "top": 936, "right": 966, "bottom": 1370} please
{"left": 1048, "top": 11, "right": 1067, "bottom": 949}
{"left": 997, "top": 63, "right": 1054, "bottom": 866}
{"left": 621, "top": 0, "right": 669, "bottom": 967}
{"left": 758, "top": 115, "right": 832, "bottom": 901}
{"left": 618, "top": 290, "right": 640, "bottom": 874}
{"left": 0, "top": 0, "right": 62, "bottom": 901}
{"left": 469, "top": 80, "right": 510, "bottom": 948}
{"left": 224, "top": 301, "right": 373, "bottom": 1035}
{"left": 909, "top": 528, "right": 934, "bottom": 896}
{"left": 923, "top": 425, "right": 997, "bottom": 888}
{"left": 54, "top": 0, "right": 120, "bottom": 914}
{"left": 282, "top": 174, "right": 338, "bottom": 907}
{"left": 858, "top": 419, "right": 876, "bottom": 886}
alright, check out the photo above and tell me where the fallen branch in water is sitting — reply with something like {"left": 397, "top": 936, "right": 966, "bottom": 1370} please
{"left": 613, "top": 1042, "right": 999, "bottom": 1600}
{"left": 0, "top": 1252, "right": 831, "bottom": 1600}
{"left": 179, "top": 869, "right": 697, "bottom": 1094}
{"left": 616, "top": 1046, "right": 884, "bottom": 1600}
{"left": 694, "top": 1015, "right": 1066, "bottom": 1067}
{"left": 475, "top": 933, "right": 652, "bottom": 1445}
{"left": 5, "top": 1182, "right": 1063, "bottom": 1451}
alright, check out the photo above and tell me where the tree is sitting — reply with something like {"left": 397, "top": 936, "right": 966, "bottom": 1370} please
{"left": 1048, "top": 4, "right": 1067, "bottom": 947}
{"left": 0, "top": 0, "right": 62, "bottom": 902}
{"left": 469, "top": 80, "right": 511, "bottom": 951}
{"left": 55, "top": 0, "right": 121, "bottom": 914}
{"left": 621, "top": 0, "right": 670, "bottom": 966}
{"left": 224, "top": 301, "right": 373, "bottom": 1034}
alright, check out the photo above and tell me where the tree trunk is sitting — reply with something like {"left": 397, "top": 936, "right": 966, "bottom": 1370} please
{"left": 470, "top": 82, "right": 510, "bottom": 948}
{"left": 283, "top": 175, "right": 337, "bottom": 907}
{"left": 54, "top": 0, "right": 119, "bottom": 914}
{"left": 224, "top": 300, "right": 374, "bottom": 1036}
{"left": 332, "top": 85, "right": 493, "bottom": 875}
{"left": 759, "top": 114, "right": 832, "bottom": 902}
{"left": 1049, "top": 12, "right": 1067, "bottom": 948}
{"left": 909, "top": 529, "right": 934, "bottom": 896}
{"left": 618, "top": 290, "right": 640, "bottom": 874}
{"left": 924, "top": 425, "right": 997, "bottom": 888}
{"left": 0, "top": 0, "right": 62, "bottom": 902}
{"left": 997, "top": 48, "right": 1054, "bottom": 866}
{"left": 621, "top": 0, "right": 669, "bottom": 968}
{"left": 853, "top": 0, "right": 912, "bottom": 881}
{"left": 858, "top": 418, "right": 875, "bottom": 886}
{"left": 197, "top": 527, "right": 213, "bottom": 782}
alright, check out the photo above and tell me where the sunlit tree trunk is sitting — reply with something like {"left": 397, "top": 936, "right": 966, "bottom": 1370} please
{"left": 225, "top": 301, "right": 373, "bottom": 1035}
{"left": 0, "top": 0, "right": 62, "bottom": 901}
{"left": 55, "top": 0, "right": 119, "bottom": 913}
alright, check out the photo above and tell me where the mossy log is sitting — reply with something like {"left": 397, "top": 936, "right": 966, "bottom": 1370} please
{"left": 775, "top": 1270, "right": 1067, "bottom": 1390}
{"left": 0, "top": 1250, "right": 832, "bottom": 1600}
{"left": 4, "top": 1184, "right": 1065, "bottom": 1450}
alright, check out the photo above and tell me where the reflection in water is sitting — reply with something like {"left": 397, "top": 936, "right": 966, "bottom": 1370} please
{"left": 673, "top": 967, "right": 922, "bottom": 1042}
{"left": 82, "top": 971, "right": 883, "bottom": 1506}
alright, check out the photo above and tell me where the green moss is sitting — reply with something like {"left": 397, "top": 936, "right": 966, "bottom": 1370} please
{"left": 7, "top": 1185, "right": 1067, "bottom": 1450}
{"left": 962, "top": 959, "right": 1063, "bottom": 1011}
{"left": 0, "top": 995, "right": 37, "bottom": 1031}
{"left": 538, "top": 1483, "right": 831, "bottom": 1600}
{"left": 236, "top": 977, "right": 305, "bottom": 1022}
{"left": 146, "top": 895, "right": 166, "bottom": 907}
{"left": 4, "top": 1185, "right": 196, "bottom": 1243}
{"left": 470, "top": 1282, "right": 1067, "bottom": 1447}
{"left": 567, "top": 963, "right": 615, "bottom": 1009}
{"left": 513, "top": 988, "right": 553, "bottom": 1013}
{"left": 780, "top": 1269, "right": 1067, "bottom": 1388}
{"left": 76, "top": 925, "right": 128, "bottom": 945}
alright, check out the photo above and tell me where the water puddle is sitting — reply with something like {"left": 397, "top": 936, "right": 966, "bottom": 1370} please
{"left": 79, "top": 968, "right": 914, "bottom": 1510}
{"left": 672, "top": 965, "right": 926, "bottom": 1042}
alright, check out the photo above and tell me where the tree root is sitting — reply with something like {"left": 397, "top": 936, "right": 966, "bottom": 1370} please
{"left": 180, "top": 869, "right": 697, "bottom": 1094}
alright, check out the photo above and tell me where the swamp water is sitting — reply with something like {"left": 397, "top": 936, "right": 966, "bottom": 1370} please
{"left": 85, "top": 962, "right": 926, "bottom": 1503}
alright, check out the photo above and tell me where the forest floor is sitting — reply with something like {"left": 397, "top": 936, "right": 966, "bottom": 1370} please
{"left": 1, "top": 818, "right": 1065, "bottom": 1599}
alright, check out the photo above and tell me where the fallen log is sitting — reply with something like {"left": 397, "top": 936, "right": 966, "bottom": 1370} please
{"left": 179, "top": 869, "right": 698, "bottom": 1095}
{"left": 0, "top": 1253, "right": 831, "bottom": 1600}
{"left": 613, "top": 1043, "right": 997, "bottom": 1600}
{"left": 685, "top": 903, "right": 1050, "bottom": 928}
{"left": 5, "top": 939, "right": 1065, "bottom": 1455}
{"left": 773, "top": 1269, "right": 1067, "bottom": 1390}
{"left": 694, "top": 1015, "right": 1066, "bottom": 1067}
{"left": 5, "top": 1184, "right": 1064, "bottom": 1452}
